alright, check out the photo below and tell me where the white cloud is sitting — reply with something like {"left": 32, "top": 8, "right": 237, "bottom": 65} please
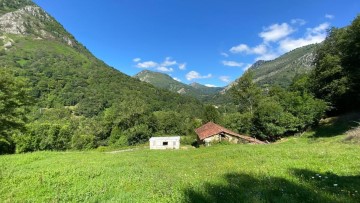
{"left": 325, "top": 14, "right": 334, "bottom": 19}
{"left": 186, "top": 71, "right": 212, "bottom": 81}
{"left": 178, "top": 63, "right": 186, "bottom": 70}
{"left": 291, "top": 18, "right": 306, "bottom": 26}
{"left": 157, "top": 66, "right": 174, "bottom": 72}
{"left": 219, "top": 76, "right": 231, "bottom": 83}
{"left": 136, "top": 61, "right": 158, "bottom": 68}
{"left": 252, "top": 44, "right": 267, "bottom": 55}
{"left": 205, "top": 84, "right": 217, "bottom": 87}
{"left": 134, "top": 57, "right": 186, "bottom": 72}
{"left": 230, "top": 44, "right": 250, "bottom": 53}
{"left": 173, "top": 77, "right": 181, "bottom": 82}
{"left": 221, "top": 52, "right": 229, "bottom": 57}
{"left": 279, "top": 23, "right": 330, "bottom": 52}
{"left": 230, "top": 43, "right": 267, "bottom": 55}
{"left": 259, "top": 23, "right": 295, "bottom": 42}
{"left": 222, "top": 60, "right": 244, "bottom": 67}
{"left": 228, "top": 20, "right": 331, "bottom": 64}
{"left": 161, "top": 57, "right": 177, "bottom": 67}
{"left": 133, "top": 58, "right": 141, "bottom": 62}
{"left": 310, "top": 22, "right": 330, "bottom": 34}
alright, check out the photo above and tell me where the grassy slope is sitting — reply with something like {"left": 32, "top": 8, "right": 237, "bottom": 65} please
{"left": 1, "top": 116, "right": 360, "bottom": 203}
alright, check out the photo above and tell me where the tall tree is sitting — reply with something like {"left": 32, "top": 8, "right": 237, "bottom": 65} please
{"left": 230, "top": 71, "right": 261, "bottom": 115}
{"left": 0, "top": 68, "right": 32, "bottom": 154}
{"left": 311, "top": 15, "right": 360, "bottom": 113}
{"left": 203, "top": 105, "right": 221, "bottom": 124}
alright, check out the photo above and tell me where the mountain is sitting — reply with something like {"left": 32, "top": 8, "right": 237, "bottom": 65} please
{"left": 223, "top": 44, "right": 318, "bottom": 92}
{"left": 250, "top": 44, "right": 317, "bottom": 87}
{"left": 0, "top": 0, "right": 204, "bottom": 151}
{"left": 134, "top": 70, "right": 224, "bottom": 101}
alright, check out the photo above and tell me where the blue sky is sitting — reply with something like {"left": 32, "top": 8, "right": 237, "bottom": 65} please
{"left": 34, "top": 0, "right": 359, "bottom": 87}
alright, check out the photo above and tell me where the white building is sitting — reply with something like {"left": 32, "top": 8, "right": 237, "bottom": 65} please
{"left": 149, "top": 136, "right": 180, "bottom": 150}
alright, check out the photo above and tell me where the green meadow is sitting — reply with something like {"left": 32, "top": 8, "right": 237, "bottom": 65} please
{"left": 1, "top": 116, "right": 360, "bottom": 203}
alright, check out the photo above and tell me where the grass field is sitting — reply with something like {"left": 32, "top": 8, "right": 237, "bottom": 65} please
{"left": 1, "top": 115, "right": 360, "bottom": 203}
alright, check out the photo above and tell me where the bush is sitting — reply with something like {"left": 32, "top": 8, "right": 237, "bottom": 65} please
{"left": 252, "top": 98, "right": 298, "bottom": 141}
{"left": 71, "top": 134, "right": 95, "bottom": 150}
{"left": 181, "top": 135, "right": 197, "bottom": 145}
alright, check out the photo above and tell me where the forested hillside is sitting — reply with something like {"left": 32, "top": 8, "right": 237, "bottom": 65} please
{"left": 0, "top": 1, "right": 204, "bottom": 154}
{"left": 134, "top": 70, "right": 223, "bottom": 101}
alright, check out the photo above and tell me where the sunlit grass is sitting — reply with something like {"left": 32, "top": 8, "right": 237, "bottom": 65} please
{"left": 1, "top": 117, "right": 360, "bottom": 202}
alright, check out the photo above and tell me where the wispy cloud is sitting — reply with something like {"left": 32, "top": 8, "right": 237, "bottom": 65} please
{"left": 186, "top": 71, "right": 212, "bottom": 81}
{"left": 222, "top": 60, "right": 244, "bottom": 67}
{"left": 230, "top": 44, "right": 250, "bottom": 53}
{"left": 259, "top": 23, "right": 295, "bottom": 42}
{"left": 173, "top": 77, "right": 181, "bottom": 82}
{"left": 221, "top": 52, "right": 229, "bottom": 57}
{"left": 291, "top": 18, "right": 306, "bottom": 26}
{"left": 136, "top": 61, "right": 158, "bottom": 68}
{"left": 219, "top": 76, "right": 231, "bottom": 83}
{"left": 325, "top": 14, "right": 334, "bottom": 19}
{"left": 205, "top": 84, "right": 217, "bottom": 87}
{"left": 161, "top": 57, "right": 177, "bottom": 67}
{"left": 157, "top": 66, "right": 174, "bottom": 72}
{"left": 133, "top": 58, "right": 141, "bottom": 62}
{"left": 178, "top": 63, "right": 186, "bottom": 70}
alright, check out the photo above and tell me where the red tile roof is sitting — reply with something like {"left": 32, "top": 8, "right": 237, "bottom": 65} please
{"left": 195, "top": 122, "right": 264, "bottom": 144}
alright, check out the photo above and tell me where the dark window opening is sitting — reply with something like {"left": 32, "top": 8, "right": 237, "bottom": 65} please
{"left": 163, "top": 142, "right": 168, "bottom": 146}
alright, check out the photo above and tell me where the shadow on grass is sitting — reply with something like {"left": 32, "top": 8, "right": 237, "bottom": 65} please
{"left": 184, "top": 169, "right": 360, "bottom": 203}
{"left": 311, "top": 112, "right": 360, "bottom": 138}
{"left": 291, "top": 168, "right": 360, "bottom": 201}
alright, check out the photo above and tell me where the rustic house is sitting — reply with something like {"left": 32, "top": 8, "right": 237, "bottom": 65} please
{"left": 149, "top": 136, "right": 180, "bottom": 150}
{"left": 195, "top": 122, "right": 264, "bottom": 146}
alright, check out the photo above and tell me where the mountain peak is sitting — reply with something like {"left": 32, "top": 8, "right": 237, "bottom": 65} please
{"left": 0, "top": 2, "right": 83, "bottom": 50}
{"left": 190, "top": 82, "right": 201, "bottom": 87}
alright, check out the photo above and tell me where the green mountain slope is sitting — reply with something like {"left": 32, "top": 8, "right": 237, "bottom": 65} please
{"left": 134, "top": 70, "right": 223, "bottom": 101}
{"left": 0, "top": 1, "right": 204, "bottom": 152}
{"left": 250, "top": 44, "right": 318, "bottom": 87}
{"left": 223, "top": 44, "right": 318, "bottom": 93}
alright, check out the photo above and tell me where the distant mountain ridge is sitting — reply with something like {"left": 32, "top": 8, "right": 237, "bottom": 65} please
{"left": 223, "top": 44, "right": 318, "bottom": 93}
{"left": 134, "top": 70, "right": 224, "bottom": 101}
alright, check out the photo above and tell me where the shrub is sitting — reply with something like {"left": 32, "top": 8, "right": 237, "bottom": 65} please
{"left": 71, "top": 134, "right": 95, "bottom": 150}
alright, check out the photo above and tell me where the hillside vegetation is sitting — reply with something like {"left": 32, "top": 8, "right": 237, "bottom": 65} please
{"left": 223, "top": 44, "right": 317, "bottom": 93}
{"left": 134, "top": 70, "right": 224, "bottom": 102}
{"left": 1, "top": 114, "right": 360, "bottom": 202}
{"left": 251, "top": 44, "right": 317, "bottom": 87}
{"left": 0, "top": 1, "right": 204, "bottom": 154}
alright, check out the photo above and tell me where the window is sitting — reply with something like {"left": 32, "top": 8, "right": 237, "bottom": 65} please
{"left": 163, "top": 142, "right": 168, "bottom": 146}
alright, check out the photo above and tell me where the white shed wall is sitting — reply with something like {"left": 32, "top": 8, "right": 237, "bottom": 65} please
{"left": 149, "top": 137, "right": 180, "bottom": 150}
